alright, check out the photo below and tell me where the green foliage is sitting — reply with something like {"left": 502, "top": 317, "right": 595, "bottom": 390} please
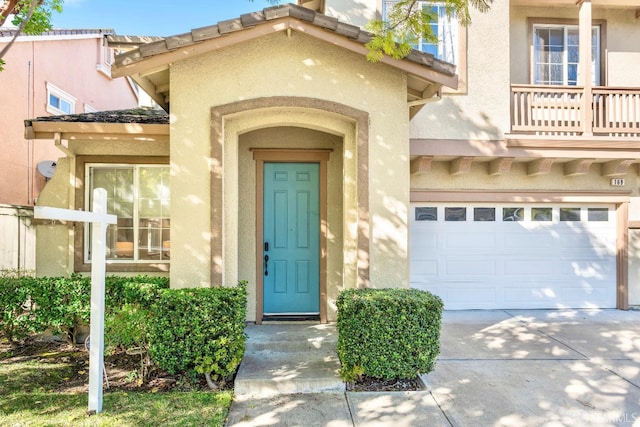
{"left": 0, "top": 272, "right": 35, "bottom": 343}
{"left": 148, "top": 282, "right": 247, "bottom": 386}
{"left": 366, "top": 0, "right": 493, "bottom": 62}
{"left": 105, "top": 303, "right": 153, "bottom": 380}
{"left": 10, "top": 0, "right": 63, "bottom": 36}
{"left": 105, "top": 275, "right": 169, "bottom": 312}
{"left": 336, "top": 287, "right": 443, "bottom": 381}
{"left": 30, "top": 275, "right": 91, "bottom": 344}
{"left": 0, "top": 274, "right": 169, "bottom": 345}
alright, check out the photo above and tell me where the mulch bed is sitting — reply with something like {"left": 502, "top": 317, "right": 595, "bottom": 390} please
{"left": 346, "top": 375, "right": 423, "bottom": 392}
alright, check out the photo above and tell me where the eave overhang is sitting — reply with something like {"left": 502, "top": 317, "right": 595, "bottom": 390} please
{"left": 25, "top": 121, "right": 169, "bottom": 143}
{"left": 108, "top": 4, "right": 458, "bottom": 114}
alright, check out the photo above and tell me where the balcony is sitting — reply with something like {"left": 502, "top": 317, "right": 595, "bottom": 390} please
{"left": 511, "top": 85, "right": 640, "bottom": 138}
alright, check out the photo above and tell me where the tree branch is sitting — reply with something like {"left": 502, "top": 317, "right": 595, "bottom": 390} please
{"left": 0, "top": 0, "right": 39, "bottom": 61}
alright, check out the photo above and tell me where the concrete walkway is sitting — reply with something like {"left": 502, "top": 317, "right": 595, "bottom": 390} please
{"left": 226, "top": 310, "right": 640, "bottom": 426}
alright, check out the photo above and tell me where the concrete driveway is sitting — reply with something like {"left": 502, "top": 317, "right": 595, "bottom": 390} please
{"left": 421, "top": 309, "right": 640, "bottom": 427}
{"left": 226, "top": 309, "right": 640, "bottom": 426}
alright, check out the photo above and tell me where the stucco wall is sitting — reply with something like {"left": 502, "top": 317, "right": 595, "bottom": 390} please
{"left": 0, "top": 36, "right": 139, "bottom": 206}
{"left": 409, "top": 0, "right": 511, "bottom": 140}
{"left": 34, "top": 139, "right": 169, "bottom": 278}
{"left": 411, "top": 161, "right": 632, "bottom": 193}
{"left": 169, "top": 31, "right": 410, "bottom": 314}
{"left": 324, "top": 0, "right": 378, "bottom": 28}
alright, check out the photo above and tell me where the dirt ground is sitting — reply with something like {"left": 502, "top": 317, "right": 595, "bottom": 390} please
{"left": 0, "top": 336, "right": 214, "bottom": 393}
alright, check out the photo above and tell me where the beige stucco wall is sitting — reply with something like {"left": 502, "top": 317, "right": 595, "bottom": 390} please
{"left": 34, "top": 139, "right": 169, "bottom": 278}
{"left": 510, "top": 6, "right": 640, "bottom": 86}
{"left": 411, "top": 161, "right": 633, "bottom": 192}
{"left": 324, "top": 0, "right": 378, "bottom": 28}
{"left": 169, "top": 31, "right": 410, "bottom": 319}
{"left": 409, "top": 0, "right": 511, "bottom": 140}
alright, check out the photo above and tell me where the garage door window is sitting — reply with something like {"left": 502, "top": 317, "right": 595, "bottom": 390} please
{"left": 588, "top": 208, "right": 608, "bottom": 221}
{"left": 416, "top": 207, "right": 437, "bottom": 221}
{"left": 532, "top": 207, "right": 552, "bottom": 221}
{"left": 560, "top": 207, "right": 581, "bottom": 221}
{"left": 474, "top": 208, "right": 495, "bottom": 221}
{"left": 445, "top": 207, "right": 466, "bottom": 221}
{"left": 503, "top": 207, "right": 524, "bottom": 221}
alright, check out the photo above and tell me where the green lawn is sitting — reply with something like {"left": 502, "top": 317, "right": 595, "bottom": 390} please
{"left": 0, "top": 355, "right": 233, "bottom": 426}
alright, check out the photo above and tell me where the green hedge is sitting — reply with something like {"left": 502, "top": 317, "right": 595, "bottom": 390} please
{"left": 336, "top": 288, "right": 443, "bottom": 381}
{"left": 148, "top": 283, "right": 247, "bottom": 388}
{"left": 0, "top": 275, "right": 169, "bottom": 344}
{"left": 0, "top": 274, "right": 35, "bottom": 343}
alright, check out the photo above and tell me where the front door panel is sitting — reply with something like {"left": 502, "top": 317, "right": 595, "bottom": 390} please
{"left": 263, "top": 162, "right": 320, "bottom": 314}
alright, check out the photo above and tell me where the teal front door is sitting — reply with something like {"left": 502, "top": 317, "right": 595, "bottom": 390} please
{"left": 263, "top": 162, "right": 320, "bottom": 315}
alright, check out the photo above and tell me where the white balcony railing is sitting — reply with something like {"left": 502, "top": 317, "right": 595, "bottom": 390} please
{"left": 511, "top": 85, "right": 640, "bottom": 136}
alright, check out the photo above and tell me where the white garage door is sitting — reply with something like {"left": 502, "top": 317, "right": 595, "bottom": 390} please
{"left": 410, "top": 204, "right": 617, "bottom": 309}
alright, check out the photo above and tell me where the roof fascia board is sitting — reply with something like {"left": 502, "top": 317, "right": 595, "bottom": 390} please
{"left": 27, "top": 121, "right": 169, "bottom": 140}
{"left": 0, "top": 33, "right": 104, "bottom": 43}
{"left": 111, "top": 17, "right": 458, "bottom": 89}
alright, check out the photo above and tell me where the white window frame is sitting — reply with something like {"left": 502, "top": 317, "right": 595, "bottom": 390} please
{"left": 84, "top": 163, "right": 170, "bottom": 264}
{"left": 532, "top": 23, "right": 601, "bottom": 86}
{"left": 383, "top": 0, "right": 459, "bottom": 65}
{"left": 46, "top": 82, "right": 76, "bottom": 115}
{"left": 97, "top": 39, "right": 114, "bottom": 78}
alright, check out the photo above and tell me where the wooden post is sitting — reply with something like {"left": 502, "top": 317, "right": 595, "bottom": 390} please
{"left": 34, "top": 188, "right": 116, "bottom": 414}
{"left": 578, "top": 0, "right": 593, "bottom": 136}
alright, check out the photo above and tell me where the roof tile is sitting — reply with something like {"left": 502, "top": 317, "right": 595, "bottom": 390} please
{"left": 240, "top": 11, "right": 267, "bottom": 27}
{"left": 217, "top": 18, "right": 244, "bottom": 35}
{"left": 139, "top": 39, "right": 169, "bottom": 58}
{"left": 165, "top": 33, "right": 196, "bottom": 50}
{"left": 191, "top": 24, "right": 221, "bottom": 42}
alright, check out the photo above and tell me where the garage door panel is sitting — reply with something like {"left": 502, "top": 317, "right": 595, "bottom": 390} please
{"left": 411, "top": 260, "right": 438, "bottom": 276}
{"left": 410, "top": 203, "right": 617, "bottom": 309}
{"left": 504, "top": 232, "right": 555, "bottom": 249}
{"left": 446, "top": 260, "right": 496, "bottom": 275}
{"left": 446, "top": 233, "right": 496, "bottom": 248}
{"left": 556, "top": 259, "right": 615, "bottom": 278}
{"left": 446, "top": 287, "right": 496, "bottom": 304}
{"left": 410, "top": 230, "right": 437, "bottom": 249}
{"left": 504, "top": 259, "right": 558, "bottom": 275}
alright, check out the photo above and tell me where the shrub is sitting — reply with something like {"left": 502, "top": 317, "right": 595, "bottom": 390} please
{"left": 0, "top": 273, "right": 35, "bottom": 344}
{"left": 336, "top": 288, "right": 443, "bottom": 382}
{"left": 148, "top": 282, "right": 247, "bottom": 389}
{"left": 105, "top": 275, "right": 169, "bottom": 311}
{"left": 105, "top": 303, "right": 153, "bottom": 381}
{"left": 30, "top": 275, "right": 91, "bottom": 344}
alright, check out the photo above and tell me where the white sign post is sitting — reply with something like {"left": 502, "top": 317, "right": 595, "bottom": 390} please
{"left": 35, "top": 188, "right": 116, "bottom": 414}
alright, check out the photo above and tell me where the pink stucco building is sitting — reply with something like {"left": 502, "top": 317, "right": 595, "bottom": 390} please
{"left": 0, "top": 29, "right": 140, "bottom": 206}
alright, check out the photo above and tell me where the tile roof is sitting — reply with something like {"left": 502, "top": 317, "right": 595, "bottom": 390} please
{"left": 0, "top": 28, "right": 114, "bottom": 38}
{"left": 111, "top": 3, "right": 456, "bottom": 77}
{"left": 25, "top": 108, "right": 169, "bottom": 126}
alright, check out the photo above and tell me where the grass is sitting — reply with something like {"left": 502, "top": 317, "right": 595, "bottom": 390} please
{"left": 0, "top": 355, "right": 233, "bottom": 427}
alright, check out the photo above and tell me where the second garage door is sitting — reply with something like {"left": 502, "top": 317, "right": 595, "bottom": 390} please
{"left": 410, "top": 204, "right": 617, "bottom": 309}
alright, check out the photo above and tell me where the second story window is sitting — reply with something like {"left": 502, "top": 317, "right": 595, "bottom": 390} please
{"left": 46, "top": 82, "right": 76, "bottom": 115}
{"left": 383, "top": 1, "right": 459, "bottom": 65}
{"left": 533, "top": 24, "right": 600, "bottom": 86}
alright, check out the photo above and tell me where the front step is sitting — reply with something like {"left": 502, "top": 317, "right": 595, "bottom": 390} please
{"left": 234, "top": 323, "right": 345, "bottom": 397}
